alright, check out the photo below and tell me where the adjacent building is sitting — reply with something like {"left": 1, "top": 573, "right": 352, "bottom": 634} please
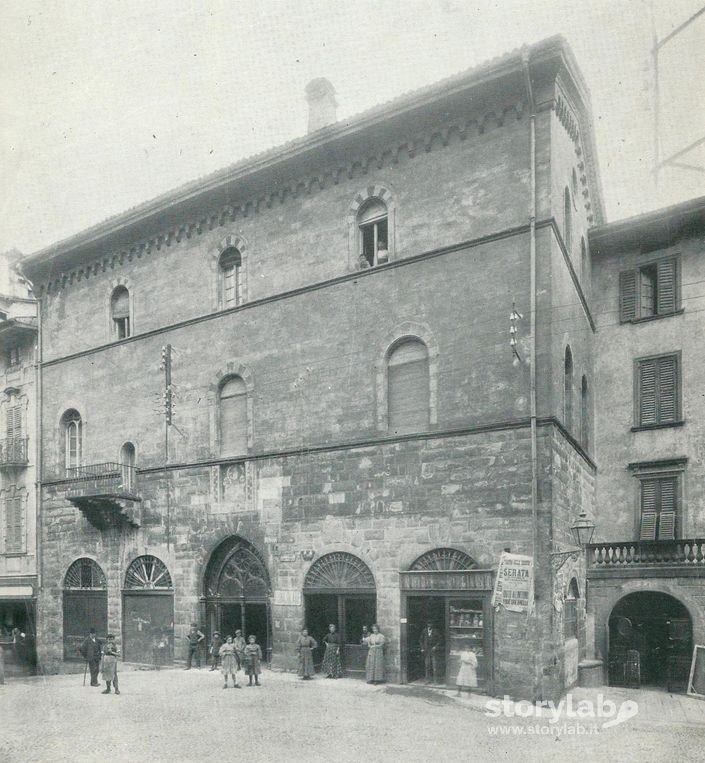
{"left": 23, "top": 35, "right": 603, "bottom": 701}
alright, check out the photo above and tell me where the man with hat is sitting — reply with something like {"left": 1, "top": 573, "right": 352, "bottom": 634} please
{"left": 184, "top": 622, "right": 205, "bottom": 669}
{"left": 209, "top": 630, "right": 224, "bottom": 671}
{"left": 233, "top": 630, "right": 246, "bottom": 671}
{"left": 79, "top": 627, "right": 102, "bottom": 687}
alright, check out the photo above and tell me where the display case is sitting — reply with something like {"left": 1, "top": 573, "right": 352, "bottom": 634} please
{"left": 448, "top": 598, "right": 486, "bottom": 687}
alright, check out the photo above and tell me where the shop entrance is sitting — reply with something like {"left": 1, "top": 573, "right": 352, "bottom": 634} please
{"left": 608, "top": 591, "right": 692, "bottom": 692}
{"left": 0, "top": 598, "right": 37, "bottom": 676}
{"left": 204, "top": 537, "right": 272, "bottom": 662}
{"left": 62, "top": 558, "right": 108, "bottom": 661}
{"left": 303, "top": 552, "right": 377, "bottom": 678}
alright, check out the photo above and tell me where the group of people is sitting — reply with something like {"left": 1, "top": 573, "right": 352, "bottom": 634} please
{"left": 296, "top": 623, "right": 386, "bottom": 684}
{"left": 197, "top": 624, "right": 263, "bottom": 688}
{"left": 79, "top": 628, "right": 120, "bottom": 694}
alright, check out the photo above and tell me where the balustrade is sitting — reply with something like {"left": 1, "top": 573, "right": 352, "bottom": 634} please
{"left": 588, "top": 540, "right": 705, "bottom": 568}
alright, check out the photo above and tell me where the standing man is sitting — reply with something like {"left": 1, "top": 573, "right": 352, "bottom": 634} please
{"left": 184, "top": 622, "right": 205, "bottom": 669}
{"left": 80, "top": 627, "right": 102, "bottom": 687}
{"left": 419, "top": 621, "right": 443, "bottom": 684}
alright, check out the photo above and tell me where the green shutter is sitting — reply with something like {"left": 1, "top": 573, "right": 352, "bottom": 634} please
{"left": 620, "top": 270, "right": 637, "bottom": 322}
{"left": 657, "top": 355, "right": 678, "bottom": 423}
{"left": 657, "top": 258, "right": 677, "bottom": 315}
{"left": 638, "top": 360, "right": 658, "bottom": 425}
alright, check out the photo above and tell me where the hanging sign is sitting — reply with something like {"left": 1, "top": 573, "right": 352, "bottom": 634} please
{"left": 492, "top": 552, "right": 534, "bottom": 613}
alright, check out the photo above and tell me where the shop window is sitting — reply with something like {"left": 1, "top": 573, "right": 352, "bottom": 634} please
{"left": 634, "top": 353, "right": 680, "bottom": 428}
{"left": 219, "top": 247, "right": 242, "bottom": 308}
{"left": 564, "top": 579, "right": 579, "bottom": 640}
{"left": 387, "top": 340, "right": 430, "bottom": 435}
{"left": 563, "top": 187, "right": 572, "bottom": 251}
{"left": 110, "top": 286, "right": 131, "bottom": 339}
{"left": 564, "top": 345, "right": 573, "bottom": 433}
{"left": 61, "top": 409, "right": 83, "bottom": 473}
{"left": 358, "top": 198, "right": 388, "bottom": 268}
{"left": 619, "top": 257, "right": 679, "bottom": 322}
{"left": 219, "top": 376, "right": 247, "bottom": 455}
{"left": 640, "top": 475, "right": 678, "bottom": 540}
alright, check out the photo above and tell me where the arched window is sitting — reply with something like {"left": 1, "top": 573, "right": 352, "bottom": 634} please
{"left": 219, "top": 376, "right": 247, "bottom": 455}
{"left": 219, "top": 247, "right": 242, "bottom": 308}
{"left": 581, "top": 376, "right": 589, "bottom": 451}
{"left": 563, "top": 187, "right": 572, "bottom": 252}
{"left": 120, "top": 441, "right": 136, "bottom": 492}
{"left": 111, "top": 286, "right": 131, "bottom": 339}
{"left": 62, "top": 409, "right": 82, "bottom": 473}
{"left": 564, "top": 578, "right": 579, "bottom": 640}
{"left": 358, "top": 198, "right": 388, "bottom": 268}
{"left": 563, "top": 346, "right": 573, "bottom": 433}
{"left": 388, "top": 340, "right": 430, "bottom": 435}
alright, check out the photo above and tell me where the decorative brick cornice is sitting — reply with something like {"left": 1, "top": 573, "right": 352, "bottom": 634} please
{"left": 36, "top": 101, "right": 526, "bottom": 297}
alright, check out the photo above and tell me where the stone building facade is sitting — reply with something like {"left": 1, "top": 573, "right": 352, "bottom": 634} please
{"left": 24, "top": 36, "right": 601, "bottom": 701}
{"left": 588, "top": 196, "right": 705, "bottom": 692}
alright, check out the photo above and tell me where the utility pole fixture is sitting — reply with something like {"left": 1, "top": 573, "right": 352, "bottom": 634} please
{"left": 159, "top": 344, "right": 173, "bottom": 549}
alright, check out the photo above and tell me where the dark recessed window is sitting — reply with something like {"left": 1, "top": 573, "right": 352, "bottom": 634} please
{"left": 620, "top": 257, "right": 678, "bottom": 322}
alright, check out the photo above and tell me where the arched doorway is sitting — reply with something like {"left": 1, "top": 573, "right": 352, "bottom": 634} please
{"left": 204, "top": 537, "right": 272, "bottom": 662}
{"left": 303, "top": 552, "right": 376, "bottom": 677}
{"left": 608, "top": 591, "right": 692, "bottom": 692}
{"left": 122, "top": 555, "right": 174, "bottom": 665}
{"left": 63, "top": 558, "right": 108, "bottom": 660}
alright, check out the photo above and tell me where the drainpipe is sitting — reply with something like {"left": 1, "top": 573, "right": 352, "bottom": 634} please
{"left": 522, "top": 48, "right": 541, "bottom": 699}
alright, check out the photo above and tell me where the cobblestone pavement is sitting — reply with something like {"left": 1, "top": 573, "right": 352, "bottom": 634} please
{"left": 2, "top": 667, "right": 705, "bottom": 762}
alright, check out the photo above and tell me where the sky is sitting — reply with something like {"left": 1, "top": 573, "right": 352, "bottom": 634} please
{"left": 1, "top": 0, "right": 704, "bottom": 255}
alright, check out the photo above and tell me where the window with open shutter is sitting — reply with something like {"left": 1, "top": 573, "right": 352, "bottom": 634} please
{"left": 636, "top": 354, "right": 679, "bottom": 427}
{"left": 639, "top": 476, "right": 678, "bottom": 540}
{"left": 619, "top": 256, "right": 679, "bottom": 322}
{"left": 388, "top": 340, "right": 430, "bottom": 434}
{"left": 219, "top": 248, "right": 242, "bottom": 307}
{"left": 220, "top": 377, "right": 248, "bottom": 455}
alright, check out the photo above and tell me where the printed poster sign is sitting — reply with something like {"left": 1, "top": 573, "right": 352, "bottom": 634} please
{"left": 492, "top": 552, "right": 534, "bottom": 613}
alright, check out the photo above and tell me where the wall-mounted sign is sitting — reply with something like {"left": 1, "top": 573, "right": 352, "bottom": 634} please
{"left": 301, "top": 550, "right": 315, "bottom": 561}
{"left": 278, "top": 553, "right": 297, "bottom": 563}
{"left": 492, "top": 552, "right": 534, "bottom": 613}
{"left": 273, "top": 590, "right": 302, "bottom": 607}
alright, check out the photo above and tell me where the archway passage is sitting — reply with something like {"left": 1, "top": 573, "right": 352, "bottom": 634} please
{"left": 123, "top": 556, "right": 174, "bottom": 665}
{"left": 304, "top": 552, "right": 376, "bottom": 677}
{"left": 63, "top": 559, "right": 108, "bottom": 661}
{"left": 608, "top": 591, "right": 692, "bottom": 692}
{"left": 204, "top": 537, "right": 272, "bottom": 662}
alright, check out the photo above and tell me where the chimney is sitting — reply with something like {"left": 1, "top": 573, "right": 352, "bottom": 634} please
{"left": 305, "top": 78, "right": 337, "bottom": 133}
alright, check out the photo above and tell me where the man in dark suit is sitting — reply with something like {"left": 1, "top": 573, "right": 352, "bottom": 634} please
{"left": 419, "top": 621, "right": 443, "bottom": 684}
{"left": 80, "top": 627, "right": 102, "bottom": 686}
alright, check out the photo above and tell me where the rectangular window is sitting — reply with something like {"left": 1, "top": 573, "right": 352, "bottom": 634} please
{"left": 3, "top": 490, "right": 25, "bottom": 554}
{"left": 635, "top": 353, "right": 680, "bottom": 427}
{"left": 620, "top": 256, "right": 678, "bottom": 322}
{"left": 114, "top": 316, "right": 130, "bottom": 340}
{"left": 563, "top": 598, "right": 577, "bottom": 640}
{"left": 360, "top": 217, "right": 388, "bottom": 267}
{"left": 640, "top": 475, "right": 678, "bottom": 540}
{"left": 5, "top": 346, "right": 20, "bottom": 367}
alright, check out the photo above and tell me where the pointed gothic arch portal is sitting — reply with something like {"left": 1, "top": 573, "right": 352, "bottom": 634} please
{"left": 303, "top": 553, "right": 377, "bottom": 678}
{"left": 204, "top": 537, "right": 272, "bottom": 663}
{"left": 122, "top": 555, "right": 175, "bottom": 665}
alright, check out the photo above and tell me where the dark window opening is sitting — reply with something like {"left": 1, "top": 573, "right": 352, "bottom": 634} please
{"left": 219, "top": 248, "right": 242, "bottom": 307}
{"left": 111, "top": 286, "right": 131, "bottom": 339}
{"left": 620, "top": 257, "right": 678, "bottom": 322}
{"left": 6, "top": 346, "right": 20, "bottom": 367}
{"left": 640, "top": 475, "right": 678, "bottom": 540}
{"left": 358, "top": 198, "right": 388, "bottom": 268}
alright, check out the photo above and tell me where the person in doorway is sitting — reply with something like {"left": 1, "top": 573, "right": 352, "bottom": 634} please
{"left": 243, "top": 634, "right": 262, "bottom": 686}
{"left": 101, "top": 634, "right": 120, "bottom": 695}
{"left": 219, "top": 636, "right": 241, "bottom": 689}
{"left": 297, "top": 628, "right": 317, "bottom": 680}
{"left": 80, "top": 627, "right": 102, "bottom": 687}
{"left": 321, "top": 623, "right": 342, "bottom": 679}
{"left": 419, "top": 622, "right": 443, "bottom": 684}
{"left": 364, "top": 623, "right": 386, "bottom": 684}
{"left": 455, "top": 648, "right": 478, "bottom": 695}
{"left": 184, "top": 622, "right": 205, "bottom": 669}
{"left": 209, "top": 631, "right": 223, "bottom": 671}
{"left": 233, "top": 629, "right": 246, "bottom": 671}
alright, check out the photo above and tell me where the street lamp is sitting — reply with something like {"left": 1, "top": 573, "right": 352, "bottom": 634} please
{"left": 571, "top": 509, "right": 596, "bottom": 547}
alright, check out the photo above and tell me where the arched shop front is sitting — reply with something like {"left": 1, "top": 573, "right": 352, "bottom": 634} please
{"left": 63, "top": 558, "right": 108, "bottom": 660}
{"left": 400, "top": 548, "right": 494, "bottom": 690}
{"left": 122, "top": 555, "right": 174, "bottom": 664}
{"left": 204, "top": 536, "right": 272, "bottom": 662}
{"left": 304, "top": 552, "right": 376, "bottom": 677}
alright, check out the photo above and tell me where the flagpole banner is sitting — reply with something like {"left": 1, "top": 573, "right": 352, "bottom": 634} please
{"left": 492, "top": 552, "right": 534, "bottom": 613}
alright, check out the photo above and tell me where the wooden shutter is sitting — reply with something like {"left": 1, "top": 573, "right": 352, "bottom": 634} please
{"left": 220, "top": 378, "right": 247, "bottom": 455}
{"left": 640, "top": 512, "right": 657, "bottom": 541}
{"left": 657, "top": 355, "right": 678, "bottom": 423}
{"left": 640, "top": 478, "right": 658, "bottom": 540}
{"left": 656, "top": 258, "right": 677, "bottom": 315}
{"left": 6, "top": 405, "right": 22, "bottom": 439}
{"left": 388, "top": 342, "right": 429, "bottom": 434}
{"left": 620, "top": 270, "right": 637, "bottom": 322}
{"left": 658, "top": 511, "right": 676, "bottom": 540}
{"left": 638, "top": 359, "right": 658, "bottom": 425}
{"left": 658, "top": 477, "right": 677, "bottom": 539}
{"left": 5, "top": 494, "right": 24, "bottom": 553}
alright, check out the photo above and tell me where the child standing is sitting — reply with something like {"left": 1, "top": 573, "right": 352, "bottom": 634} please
{"left": 101, "top": 634, "right": 120, "bottom": 695}
{"left": 233, "top": 630, "right": 246, "bottom": 671}
{"left": 219, "top": 636, "right": 241, "bottom": 689}
{"left": 243, "top": 634, "right": 263, "bottom": 686}
{"left": 209, "top": 631, "right": 224, "bottom": 671}
{"left": 455, "top": 648, "right": 478, "bottom": 695}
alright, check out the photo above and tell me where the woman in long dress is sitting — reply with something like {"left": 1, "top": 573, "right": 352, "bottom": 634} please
{"left": 297, "top": 628, "right": 317, "bottom": 680}
{"left": 219, "top": 635, "right": 240, "bottom": 688}
{"left": 455, "top": 649, "right": 478, "bottom": 695}
{"left": 364, "top": 623, "right": 385, "bottom": 684}
{"left": 321, "top": 624, "right": 342, "bottom": 679}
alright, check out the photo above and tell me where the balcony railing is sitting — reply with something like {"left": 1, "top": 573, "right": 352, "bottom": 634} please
{"left": 65, "top": 462, "right": 137, "bottom": 499}
{"left": 588, "top": 539, "right": 705, "bottom": 572}
{"left": 0, "top": 437, "right": 29, "bottom": 467}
